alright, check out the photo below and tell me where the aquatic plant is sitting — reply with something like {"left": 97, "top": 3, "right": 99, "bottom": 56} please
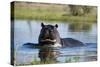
{"left": 65, "top": 56, "right": 80, "bottom": 63}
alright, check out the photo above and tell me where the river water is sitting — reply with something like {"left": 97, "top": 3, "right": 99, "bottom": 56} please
{"left": 12, "top": 20, "right": 97, "bottom": 65}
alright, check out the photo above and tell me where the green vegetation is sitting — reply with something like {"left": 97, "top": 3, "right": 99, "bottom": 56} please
{"left": 31, "top": 56, "right": 80, "bottom": 65}
{"left": 31, "top": 56, "right": 40, "bottom": 65}
{"left": 11, "top": 2, "right": 97, "bottom": 22}
{"left": 65, "top": 56, "right": 80, "bottom": 63}
{"left": 31, "top": 56, "right": 56, "bottom": 65}
{"left": 15, "top": 56, "right": 81, "bottom": 65}
{"left": 69, "top": 5, "right": 93, "bottom": 16}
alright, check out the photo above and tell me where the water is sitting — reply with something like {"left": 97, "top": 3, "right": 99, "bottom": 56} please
{"left": 12, "top": 20, "right": 97, "bottom": 65}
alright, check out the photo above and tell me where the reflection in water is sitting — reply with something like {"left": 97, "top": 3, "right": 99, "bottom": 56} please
{"left": 27, "top": 20, "right": 33, "bottom": 41}
{"left": 68, "top": 22, "right": 92, "bottom": 32}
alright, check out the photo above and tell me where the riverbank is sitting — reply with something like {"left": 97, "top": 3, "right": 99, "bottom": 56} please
{"left": 11, "top": 2, "right": 97, "bottom": 22}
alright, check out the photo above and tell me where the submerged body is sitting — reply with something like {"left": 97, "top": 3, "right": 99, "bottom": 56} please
{"left": 23, "top": 23, "right": 85, "bottom": 63}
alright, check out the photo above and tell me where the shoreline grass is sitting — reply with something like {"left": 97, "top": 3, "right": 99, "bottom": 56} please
{"left": 11, "top": 2, "right": 97, "bottom": 22}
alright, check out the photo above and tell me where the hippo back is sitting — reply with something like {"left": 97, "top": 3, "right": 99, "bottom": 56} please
{"left": 61, "top": 38, "right": 85, "bottom": 47}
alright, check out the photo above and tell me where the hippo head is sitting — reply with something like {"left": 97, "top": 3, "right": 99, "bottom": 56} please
{"left": 38, "top": 23, "right": 61, "bottom": 46}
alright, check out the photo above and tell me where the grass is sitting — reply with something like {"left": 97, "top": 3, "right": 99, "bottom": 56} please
{"left": 15, "top": 56, "right": 80, "bottom": 66}
{"left": 31, "top": 56, "right": 80, "bottom": 65}
{"left": 11, "top": 2, "right": 97, "bottom": 22}
{"left": 65, "top": 56, "right": 80, "bottom": 63}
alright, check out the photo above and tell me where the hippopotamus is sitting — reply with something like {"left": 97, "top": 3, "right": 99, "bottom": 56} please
{"left": 23, "top": 23, "right": 85, "bottom": 63}
{"left": 38, "top": 23, "right": 84, "bottom": 48}
{"left": 38, "top": 23, "right": 62, "bottom": 63}
{"left": 38, "top": 23, "right": 85, "bottom": 63}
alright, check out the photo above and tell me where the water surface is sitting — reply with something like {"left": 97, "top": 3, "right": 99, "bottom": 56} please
{"left": 12, "top": 20, "right": 97, "bottom": 65}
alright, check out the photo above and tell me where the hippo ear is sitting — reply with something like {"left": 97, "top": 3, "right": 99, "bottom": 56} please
{"left": 41, "top": 23, "right": 45, "bottom": 27}
{"left": 55, "top": 24, "right": 58, "bottom": 28}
